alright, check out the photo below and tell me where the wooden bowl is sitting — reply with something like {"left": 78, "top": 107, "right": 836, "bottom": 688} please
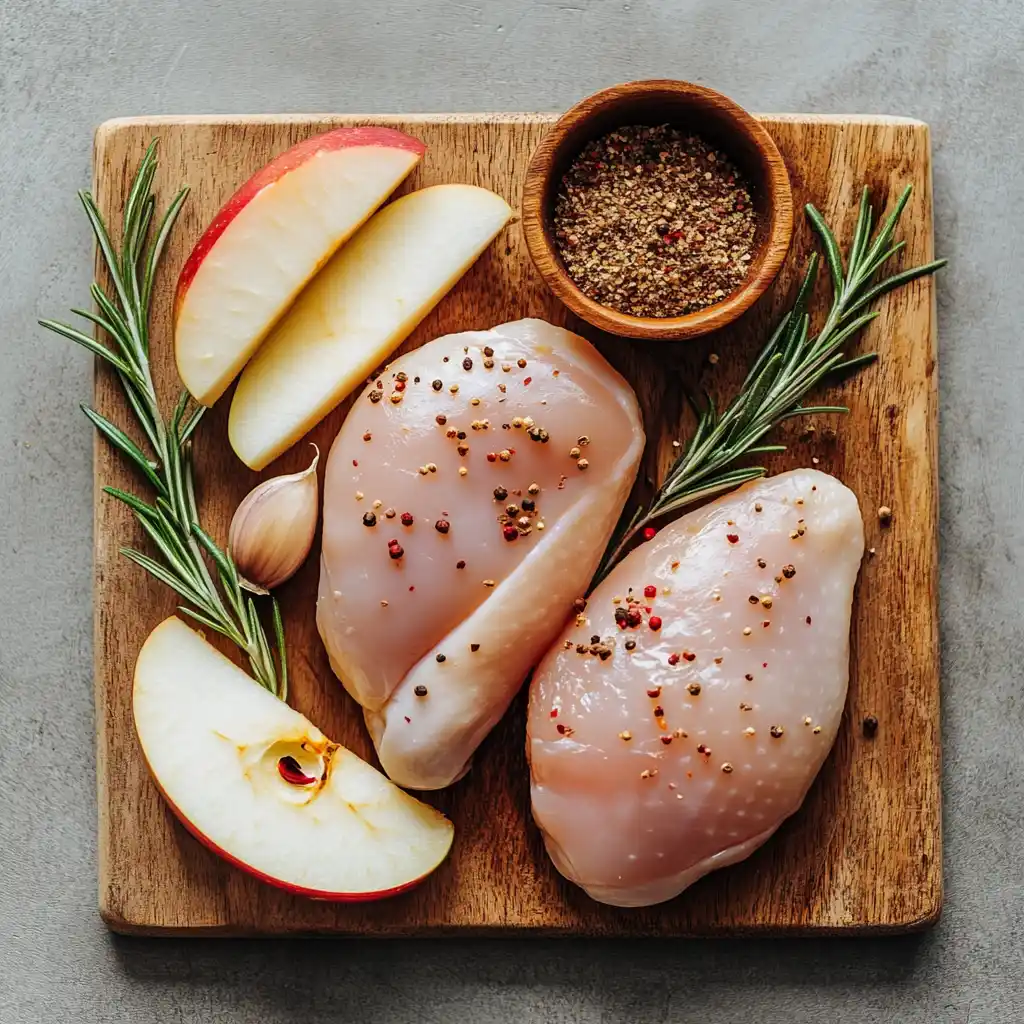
{"left": 522, "top": 80, "right": 794, "bottom": 340}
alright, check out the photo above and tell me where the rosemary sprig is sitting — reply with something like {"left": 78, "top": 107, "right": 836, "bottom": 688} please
{"left": 41, "top": 140, "right": 288, "bottom": 699}
{"left": 592, "top": 185, "right": 945, "bottom": 587}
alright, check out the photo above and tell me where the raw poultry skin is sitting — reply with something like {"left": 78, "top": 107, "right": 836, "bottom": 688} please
{"left": 318, "top": 319, "right": 644, "bottom": 790}
{"left": 528, "top": 469, "right": 864, "bottom": 907}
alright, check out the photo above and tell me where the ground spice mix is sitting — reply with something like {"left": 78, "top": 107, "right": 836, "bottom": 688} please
{"left": 553, "top": 124, "right": 757, "bottom": 317}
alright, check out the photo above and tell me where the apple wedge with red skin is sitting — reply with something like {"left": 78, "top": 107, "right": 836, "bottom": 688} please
{"left": 133, "top": 617, "right": 454, "bottom": 900}
{"left": 174, "top": 126, "right": 425, "bottom": 407}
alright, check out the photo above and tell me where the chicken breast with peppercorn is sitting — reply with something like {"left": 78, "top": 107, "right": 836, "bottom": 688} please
{"left": 528, "top": 469, "right": 864, "bottom": 907}
{"left": 317, "top": 318, "right": 644, "bottom": 790}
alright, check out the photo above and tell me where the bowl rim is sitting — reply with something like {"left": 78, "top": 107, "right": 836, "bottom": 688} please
{"left": 522, "top": 79, "right": 794, "bottom": 340}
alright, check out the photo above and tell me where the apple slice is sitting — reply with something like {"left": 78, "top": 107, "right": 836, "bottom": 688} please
{"left": 174, "top": 126, "right": 425, "bottom": 406}
{"left": 228, "top": 183, "right": 512, "bottom": 470}
{"left": 133, "top": 617, "right": 454, "bottom": 899}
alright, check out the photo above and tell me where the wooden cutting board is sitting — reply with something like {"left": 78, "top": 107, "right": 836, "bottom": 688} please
{"left": 93, "top": 112, "right": 940, "bottom": 936}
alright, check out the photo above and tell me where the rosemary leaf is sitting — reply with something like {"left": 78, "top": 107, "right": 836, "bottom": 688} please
{"left": 806, "top": 204, "right": 845, "bottom": 293}
{"left": 103, "top": 485, "right": 159, "bottom": 521}
{"left": 119, "top": 547, "right": 212, "bottom": 609}
{"left": 38, "top": 319, "right": 136, "bottom": 379}
{"left": 81, "top": 404, "right": 167, "bottom": 496}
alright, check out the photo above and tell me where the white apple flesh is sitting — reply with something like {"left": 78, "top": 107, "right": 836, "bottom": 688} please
{"left": 174, "top": 127, "right": 425, "bottom": 407}
{"left": 133, "top": 617, "right": 454, "bottom": 899}
{"left": 228, "top": 183, "right": 512, "bottom": 470}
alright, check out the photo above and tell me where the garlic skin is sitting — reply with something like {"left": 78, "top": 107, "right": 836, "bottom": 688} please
{"left": 229, "top": 447, "right": 320, "bottom": 592}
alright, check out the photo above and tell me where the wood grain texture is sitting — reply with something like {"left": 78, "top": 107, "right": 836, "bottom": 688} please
{"left": 522, "top": 80, "right": 794, "bottom": 340}
{"left": 93, "top": 113, "right": 940, "bottom": 936}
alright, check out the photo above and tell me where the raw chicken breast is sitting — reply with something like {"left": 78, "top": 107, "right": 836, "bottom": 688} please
{"left": 318, "top": 319, "right": 644, "bottom": 790}
{"left": 528, "top": 469, "right": 864, "bottom": 907}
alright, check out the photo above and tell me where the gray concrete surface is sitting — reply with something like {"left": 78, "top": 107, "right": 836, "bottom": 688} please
{"left": 1, "top": 0, "right": 1020, "bottom": 1020}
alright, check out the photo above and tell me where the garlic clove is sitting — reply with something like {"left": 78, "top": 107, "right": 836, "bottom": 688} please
{"left": 228, "top": 446, "right": 320, "bottom": 592}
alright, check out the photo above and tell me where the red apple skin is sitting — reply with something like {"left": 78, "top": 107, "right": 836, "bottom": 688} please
{"left": 173, "top": 126, "right": 427, "bottom": 319}
{"left": 140, "top": 746, "right": 443, "bottom": 903}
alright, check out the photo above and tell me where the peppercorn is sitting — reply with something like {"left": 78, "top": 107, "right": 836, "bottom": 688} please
{"left": 436, "top": 414, "right": 447, "bottom": 426}
{"left": 388, "top": 541, "right": 404, "bottom": 560}
{"left": 493, "top": 486, "right": 508, "bottom": 501}
{"left": 649, "top": 616, "right": 662, "bottom": 631}
{"left": 456, "top": 560, "right": 466, "bottom": 569}
{"left": 414, "top": 685, "right": 428, "bottom": 697}
{"left": 502, "top": 524, "right": 518, "bottom": 541}
{"left": 462, "top": 357, "right": 473, "bottom": 371}
{"left": 528, "top": 426, "right": 550, "bottom": 443}
{"left": 436, "top": 653, "right": 446, "bottom": 663}
{"left": 362, "top": 512, "right": 377, "bottom": 527}
{"left": 553, "top": 126, "right": 757, "bottom": 317}
{"left": 521, "top": 498, "right": 535, "bottom": 512}
{"left": 400, "top": 512, "right": 414, "bottom": 526}
{"left": 863, "top": 715, "right": 879, "bottom": 738}
{"left": 435, "top": 519, "right": 450, "bottom": 534}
